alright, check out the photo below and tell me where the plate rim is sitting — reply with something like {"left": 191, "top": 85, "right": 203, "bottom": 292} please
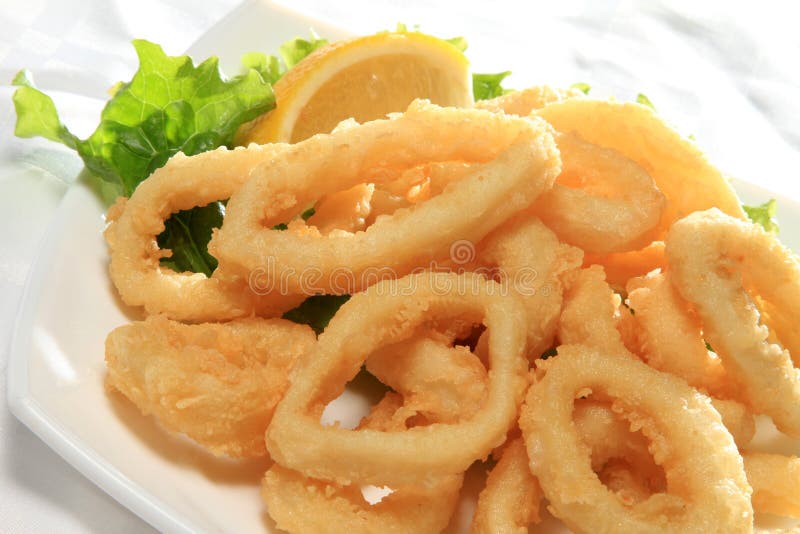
{"left": 6, "top": 185, "right": 201, "bottom": 534}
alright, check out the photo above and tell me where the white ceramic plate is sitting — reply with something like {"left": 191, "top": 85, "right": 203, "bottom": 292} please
{"left": 7, "top": 1, "right": 800, "bottom": 532}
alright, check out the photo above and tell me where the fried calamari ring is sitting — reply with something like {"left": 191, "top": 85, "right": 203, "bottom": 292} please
{"left": 476, "top": 94, "right": 667, "bottom": 254}
{"left": 536, "top": 98, "right": 744, "bottom": 289}
{"left": 365, "top": 333, "right": 488, "bottom": 424}
{"left": 263, "top": 321, "right": 493, "bottom": 532}
{"left": 104, "top": 144, "right": 304, "bottom": 322}
{"left": 626, "top": 270, "right": 729, "bottom": 398}
{"left": 473, "top": 400, "right": 667, "bottom": 534}
{"left": 471, "top": 438, "right": 542, "bottom": 534}
{"left": 536, "top": 99, "right": 745, "bottom": 235}
{"left": 742, "top": 452, "right": 800, "bottom": 518}
{"left": 534, "top": 132, "right": 666, "bottom": 253}
{"left": 666, "top": 208, "right": 800, "bottom": 437}
{"left": 557, "top": 266, "right": 755, "bottom": 448}
{"left": 625, "top": 271, "right": 758, "bottom": 448}
{"left": 576, "top": 399, "right": 754, "bottom": 496}
{"left": 262, "top": 358, "right": 468, "bottom": 534}
{"left": 266, "top": 272, "right": 529, "bottom": 486}
{"left": 262, "top": 465, "right": 462, "bottom": 534}
{"left": 561, "top": 268, "right": 756, "bottom": 448}
{"left": 474, "top": 85, "right": 583, "bottom": 115}
{"left": 479, "top": 216, "right": 583, "bottom": 357}
{"left": 210, "top": 101, "right": 561, "bottom": 295}
{"left": 520, "top": 346, "right": 753, "bottom": 533}
{"left": 104, "top": 315, "right": 315, "bottom": 458}
{"left": 473, "top": 399, "right": 670, "bottom": 534}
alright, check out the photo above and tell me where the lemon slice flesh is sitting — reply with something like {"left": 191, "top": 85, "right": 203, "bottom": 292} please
{"left": 237, "top": 32, "right": 473, "bottom": 144}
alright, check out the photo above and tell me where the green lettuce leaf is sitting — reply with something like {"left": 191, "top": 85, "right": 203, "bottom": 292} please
{"left": 11, "top": 70, "right": 79, "bottom": 148}
{"left": 13, "top": 40, "right": 275, "bottom": 197}
{"left": 279, "top": 30, "right": 328, "bottom": 70}
{"left": 743, "top": 199, "right": 779, "bottom": 234}
{"left": 570, "top": 82, "right": 591, "bottom": 95}
{"left": 240, "top": 51, "right": 283, "bottom": 85}
{"left": 445, "top": 36, "right": 468, "bottom": 53}
{"left": 12, "top": 37, "right": 332, "bottom": 277}
{"left": 156, "top": 202, "right": 225, "bottom": 274}
{"left": 283, "top": 295, "right": 351, "bottom": 334}
{"left": 636, "top": 92, "right": 655, "bottom": 110}
{"left": 473, "top": 71, "right": 512, "bottom": 101}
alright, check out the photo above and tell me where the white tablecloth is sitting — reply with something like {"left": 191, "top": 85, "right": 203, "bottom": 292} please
{"left": 1, "top": 1, "right": 798, "bottom": 531}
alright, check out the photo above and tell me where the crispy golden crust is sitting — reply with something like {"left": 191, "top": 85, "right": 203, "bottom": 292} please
{"left": 474, "top": 85, "right": 583, "bottom": 115}
{"left": 536, "top": 99, "right": 745, "bottom": 235}
{"left": 210, "top": 100, "right": 561, "bottom": 295}
{"left": 478, "top": 216, "right": 583, "bottom": 358}
{"left": 520, "top": 346, "right": 753, "bottom": 534}
{"left": 557, "top": 266, "right": 627, "bottom": 353}
{"left": 262, "top": 464, "right": 463, "bottom": 534}
{"left": 266, "top": 272, "right": 529, "bottom": 487}
{"left": 471, "top": 439, "right": 542, "bottom": 534}
{"left": 535, "top": 132, "right": 665, "bottom": 253}
{"left": 743, "top": 452, "right": 800, "bottom": 518}
{"left": 104, "top": 144, "right": 303, "bottom": 322}
{"left": 263, "top": 329, "right": 483, "bottom": 533}
{"left": 627, "top": 270, "right": 730, "bottom": 397}
{"left": 666, "top": 208, "right": 800, "bottom": 436}
{"left": 366, "top": 334, "right": 488, "bottom": 425}
{"left": 105, "top": 315, "right": 315, "bottom": 457}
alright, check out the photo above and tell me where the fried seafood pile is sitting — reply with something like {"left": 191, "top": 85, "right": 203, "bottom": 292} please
{"left": 103, "top": 91, "right": 800, "bottom": 533}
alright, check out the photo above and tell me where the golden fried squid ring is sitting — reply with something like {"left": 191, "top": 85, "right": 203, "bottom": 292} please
{"left": 104, "top": 144, "right": 307, "bottom": 322}
{"left": 104, "top": 315, "right": 315, "bottom": 458}
{"left": 534, "top": 132, "right": 666, "bottom": 253}
{"left": 560, "top": 268, "right": 756, "bottom": 448}
{"left": 210, "top": 101, "right": 561, "bottom": 295}
{"left": 365, "top": 333, "right": 488, "bottom": 424}
{"left": 471, "top": 438, "right": 542, "bottom": 534}
{"left": 474, "top": 85, "right": 583, "bottom": 115}
{"left": 742, "top": 452, "right": 800, "bottom": 518}
{"left": 262, "top": 331, "right": 483, "bottom": 533}
{"left": 473, "top": 401, "right": 665, "bottom": 534}
{"left": 626, "top": 270, "right": 729, "bottom": 398}
{"left": 535, "top": 99, "right": 745, "bottom": 288}
{"left": 262, "top": 464, "right": 462, "bottom": 534}
{"left": 478, "top": 216, "right": 583, "bottom": 357}
{"left": 475, "top": 93, "right": 668, "bottom": 254}
{"left": 536, "top": 99, "right": 745, "bottom": 234}
{"left": 520, "top": 346, "right": 753, "bottom": 533}
{"left": 666, "top": 208, "right": 800, "bottom": 437}
{"left": 558, "top": 267, "right": 756, "bottom": 449}
{"left": 266, "top": 272, "right": 529, "bottom": 486}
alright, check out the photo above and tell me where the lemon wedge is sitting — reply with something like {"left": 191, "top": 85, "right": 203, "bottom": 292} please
{"left": 236, "top": 31, "right": 473, "bottom": 144}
